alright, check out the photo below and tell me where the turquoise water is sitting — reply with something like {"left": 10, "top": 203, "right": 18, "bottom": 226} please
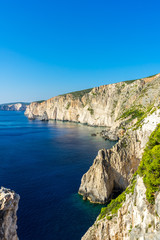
{"left": 0, "top": 111, "right": 115, "bottom": 240}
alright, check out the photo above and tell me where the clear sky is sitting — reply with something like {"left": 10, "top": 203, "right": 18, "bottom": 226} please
{"left": 0, "top": 0, "right": 160, "bottom": 104}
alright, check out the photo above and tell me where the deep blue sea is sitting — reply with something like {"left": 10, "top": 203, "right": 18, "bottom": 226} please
{"left": 0, "top": 111, "right": 115, "bottom": 240}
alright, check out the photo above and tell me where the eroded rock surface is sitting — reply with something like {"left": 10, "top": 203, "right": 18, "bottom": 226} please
{"left": 0, "top": 187, "right": 20, "bottom": 240}
{"left": 82, "top": 176, "right": 160, "bottom": 240}
{"left": 79, "top": 109, "right": 160, "bottom": 204}
{"left": 25, "top": 74, "right": 160, "bottom": 127}
{"left": 81, "top": 109, "right": 160, "bottom": 239}
{"left": 79, "top": 130, "right": 141, "bottom": 203}
{"left": 78, "top": 149, "right": 114, "bottom": 203}
{"left": 100, "top": 130, "right": 119, "bottom": 141}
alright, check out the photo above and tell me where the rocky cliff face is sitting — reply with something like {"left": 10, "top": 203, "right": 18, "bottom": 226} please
{"left": 79, "top": 109, "right": 160, "bottom": 204}
{"left": 0, "top": 103, "right": 28, "bottom": 111}
{"left": 80, "top": 109, "right": 160, "bottom": 239}
{"left": 0, "top": 187, "right": 20, "bottom": 240}
{"left": 24, "top": 73, "right": 160, "bottom": 239}
{"left": 25, "top": 74, "right": 160, "bottom": 128}
{"left": 78, "top": 131, "right": 141, "bottom": 204}
{"left": 82, "top": 176, "right": 160, "bottom": 240}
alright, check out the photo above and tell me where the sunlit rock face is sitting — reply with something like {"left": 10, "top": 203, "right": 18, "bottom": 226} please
{"left": 82, "top": 176, "right": 160, "bottom": 240}
{"left": 78, "top": 149, "right": 115, "bottom": 204}
{"left": 0, "top": 187, "right": 20, "bottom": 240}
{"left": 24, "top": 74, "right": 160, "bottom": 239}
{"left": 78, "top": 130, "right": 141, "bottom": 204}
{"left": 81, "top": 109, "right": 160, "bottom": 239}
{"left": 25, "top": 74, "right": 160, "bottom": 127}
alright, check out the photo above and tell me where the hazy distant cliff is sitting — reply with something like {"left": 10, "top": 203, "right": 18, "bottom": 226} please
{"left": 0, "top": 103, "right": 28, "bottom": 111}
{"left": 25, "top": 74, "right": 160, "bottom": 128}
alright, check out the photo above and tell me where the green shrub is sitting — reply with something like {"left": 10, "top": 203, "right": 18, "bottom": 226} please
{"left": 66, "top": 102, "right": 71, "bottom": 110}
{"left": 138, "top": 124, "right": 160, "bottom": 203}
{"left": 119, "top": 107, "right": 144, "bottom": 121}
{"left": 98, "top": 175, "right": 137, "bottom": 220}
{"left": 60, "top": 88, "right": 92, "bottom": 99}
{"left": 106, "top": 216, "right": 112, "bottom": 220}
{"left": 133, "top": 104, "right": 155, "bottom": 130}
{"left": 123, "top": 80, "right": 136, "bottom": 84}
{"left": 88, "top": 107, "right": 94, "bottom": 115}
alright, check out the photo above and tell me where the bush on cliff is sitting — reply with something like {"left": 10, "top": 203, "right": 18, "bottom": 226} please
{"left": 138, "top": 124, "right": 160, "bottom": 203}
{"left": 60, "top": 88, "right": 93, "bottom": 99}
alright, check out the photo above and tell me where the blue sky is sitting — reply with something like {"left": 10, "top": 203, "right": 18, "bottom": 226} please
{"left": 0, "top": 0, "right": 160, "bottom": 103}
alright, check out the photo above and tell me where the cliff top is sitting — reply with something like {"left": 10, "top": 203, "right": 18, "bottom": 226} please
{"left": 33, "top": 73, "right": 160, "bottom": 103}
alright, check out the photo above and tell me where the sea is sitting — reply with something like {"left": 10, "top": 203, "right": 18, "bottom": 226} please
{"left": 0, "top": 111, "right": 115, "bottom": 240}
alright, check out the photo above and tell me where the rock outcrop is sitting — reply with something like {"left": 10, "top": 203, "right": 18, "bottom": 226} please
{"left": 78, "top": 149, "right": 115, "bottom": 204}
{"left": 0, "top": 187, "right": 20, "bottom": 240}
{"left": 79, "top": 130, "right": 141, "bottom": 204}
{"left": 99, "top": 129, "right": 119, "bottom": 141}
{"left": 79, "top": 107, "right": 160, "bottom": 204}
{"left": 0, "top": 103, "right": 28, "bottom": 111}
{"left": 25, "top": 74, "right": 160, "bottom": 128}
{"left": 82, "top": 176, "right": 160, "bottom": 240}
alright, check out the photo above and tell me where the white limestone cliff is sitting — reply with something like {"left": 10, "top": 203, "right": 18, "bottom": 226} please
{"left": 81, "top": 109, "right": 160, "bottom": 239}
{"left": 0, "top": 103, "right": 27, "bottom": 111}
{"left": 0, "top": 187, "right": 20, "bottom": 240}
{"left": 25, "top": 74, "right": 160, "bottom": 128}
{"left": 82, "top": 176, "right": 160, "bottom": 240}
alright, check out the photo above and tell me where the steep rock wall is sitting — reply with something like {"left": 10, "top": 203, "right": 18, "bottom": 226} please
{"left": 82, "top": 176, "right": 160, "bottom": 240}
{"left": 79, "top": 109, "right": 160, "bottom": 204}
{"left": 81, "top": 109, "right": 160, "bottom": 239}
{"left": 25, "top": 74, "right": 160, "bottom": 127}
{"left": 78, "top": 131, "right": 141, "bottom": 203}
{"left": 0, "top": 187, "right": 20, "bottom": 240}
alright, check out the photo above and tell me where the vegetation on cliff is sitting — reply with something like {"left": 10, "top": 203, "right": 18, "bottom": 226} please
{"left": 33, "top": 100, "right": 45, "bottom": 103}
{"left": 60, "top": 88, "right": 93, "bottom": 99}
{"left": 118, "top": 105, "right": 144, "bottom": 124}
{"left": 123, "top": 73, "right": 158, "bottom": 85}
{"left": 118, "top": 103, "right": 157, "bottom": 130}
{"left": 98, "top": 123, "right": 160, "bottom": 220}
{"left": 98, "top": 175, "right": 137, "bottom": 220}
{"left": 138, "top": 124, "right": 160, "bottom": 203}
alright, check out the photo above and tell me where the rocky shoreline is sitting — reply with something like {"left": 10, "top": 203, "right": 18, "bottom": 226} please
{"left": 91, "top": 129, "right": 119, "bottom": 141}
